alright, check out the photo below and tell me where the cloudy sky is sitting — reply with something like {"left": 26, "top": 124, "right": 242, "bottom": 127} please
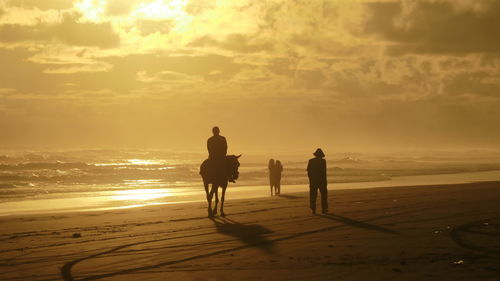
{"left": 1, "top": 0, "right": 499, "bottom": 152}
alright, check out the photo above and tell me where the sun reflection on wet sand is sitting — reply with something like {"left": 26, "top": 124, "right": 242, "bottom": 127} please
{"left": 4, "top": 171, "right": 500, "bottom": 216}
{"left": 111, "top": 189, "right": 173, "bottom": 201}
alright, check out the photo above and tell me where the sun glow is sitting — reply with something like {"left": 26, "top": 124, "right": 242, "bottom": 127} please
{"left": 74, "top": 0, "right": 107, "bottom": 22}
{"left": 134, "top": 0, "right": 189, "bottom": 20}
{"left": 132, "top": 0, "right": 192, "bottom": 32}
{"left": 127, "top": 159, "right": 166, "bottom": 165}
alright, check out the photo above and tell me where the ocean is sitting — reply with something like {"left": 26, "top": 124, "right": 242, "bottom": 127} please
{"left": 1, "top": 149, "right": 500, "bottom": 216}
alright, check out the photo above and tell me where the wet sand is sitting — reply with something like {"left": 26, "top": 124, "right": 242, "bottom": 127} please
{"left": 1, "top": 181, "right": 500, "bottom": 281}
{"left": 4, "top": 170, "right": 500, "bottom": 217}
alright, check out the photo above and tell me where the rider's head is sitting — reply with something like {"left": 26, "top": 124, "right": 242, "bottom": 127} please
{"left": 212, "top": 126, "right": 220, "bottom": 136}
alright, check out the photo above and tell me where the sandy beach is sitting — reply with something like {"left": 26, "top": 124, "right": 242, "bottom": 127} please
{"left": 1, "top": 181, "right": 500, "bottom": 281}
{"left": 2, "top": 0, "right": 500, "bottom": 280}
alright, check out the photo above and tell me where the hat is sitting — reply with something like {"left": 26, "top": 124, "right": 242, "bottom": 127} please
{"left": 313, "top": 148, "right": 325, "bottom": 158}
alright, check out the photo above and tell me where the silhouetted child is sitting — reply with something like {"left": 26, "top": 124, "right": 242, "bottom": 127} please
{"left": 307, "top": 148, "right": 328, "bottom": 214}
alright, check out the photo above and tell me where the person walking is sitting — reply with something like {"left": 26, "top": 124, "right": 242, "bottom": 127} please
{"left": 307, "top": 148, "right": 328, "bottom": 214}
{"left": 268, "top": 158, "right": 276, "bottom": 196}
{"left": 275, "top": 160, "right": 283, "bottom": 195}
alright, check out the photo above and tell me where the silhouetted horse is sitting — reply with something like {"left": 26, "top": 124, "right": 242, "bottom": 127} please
{"left": 200, "top": 154, "right": 241, "bottom": 217}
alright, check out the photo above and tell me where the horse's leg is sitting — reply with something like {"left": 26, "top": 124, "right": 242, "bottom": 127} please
{"left": 204, "top": 182, "right": 210, "bottom": 201}
{"left": 204, "top": 181, "right": 211, "bottom": 217}
{"left": 220, "top": 186, "right": 227, "bottom": 217}
{"left": 207, "top": 184, "right": 216, "bottom": 217}
{"left": 212, "top": 184, "right": 219, "bottom": 216}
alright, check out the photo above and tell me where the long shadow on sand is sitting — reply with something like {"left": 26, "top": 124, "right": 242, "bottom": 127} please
{"left": 277, "top": 194, "right": 301, "bottom": 199}
{"left": 61, "top": 210, "right": 413, "bottom": 281}
{"left": 319, "top": 213, "right": 399, "bottom": 235}
{"left": 211, "top": 217, "right": 274, "bottom": 254}
{"left": 60, "top": 218, "right": 279, "bottom": 281}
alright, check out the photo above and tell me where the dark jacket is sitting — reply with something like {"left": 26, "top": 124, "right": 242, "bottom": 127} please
{"left": 307, "top": 157, "right": 327, "bottom": 186}
{"left": 207, "top": 135, "right": 227, "bottom": 159}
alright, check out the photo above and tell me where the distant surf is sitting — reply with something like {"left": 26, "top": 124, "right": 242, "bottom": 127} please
{"left": 1, "top": 149, "right": 500, "bottom": 216}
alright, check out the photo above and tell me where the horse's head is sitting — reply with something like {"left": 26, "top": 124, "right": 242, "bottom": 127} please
{"left": 227, "top": 154, "right": 241, "bottom": 182}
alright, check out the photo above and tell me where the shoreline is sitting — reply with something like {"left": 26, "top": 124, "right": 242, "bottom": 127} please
{"left": 2, "top": 169, "right": 500, "bottom": 217}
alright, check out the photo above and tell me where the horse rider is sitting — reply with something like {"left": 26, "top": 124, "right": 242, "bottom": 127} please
{"left": 207, "top": 126, "right": 228, "bottom": 172}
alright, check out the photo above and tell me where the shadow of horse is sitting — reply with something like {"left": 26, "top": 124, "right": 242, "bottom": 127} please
{"left": 211, "top": 217, "right": 275, "bottom": 254}
{"left": 60, "top": 211, "right": 407, "bottom": 280}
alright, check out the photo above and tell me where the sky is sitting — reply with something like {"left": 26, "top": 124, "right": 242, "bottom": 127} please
{"left": 1, "top": 0, "right": 499, "bottom": 153}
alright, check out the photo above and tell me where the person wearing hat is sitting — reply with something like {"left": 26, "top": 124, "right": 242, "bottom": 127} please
{"left": 307, "top": 148, "right": 328, "bottom": 214}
